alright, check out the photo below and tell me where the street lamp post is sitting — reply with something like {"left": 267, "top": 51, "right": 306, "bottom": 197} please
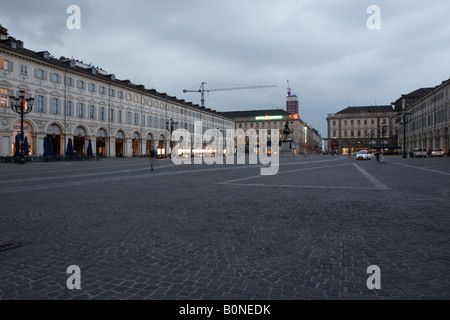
{"left": 397, "top": 99, "right": 412, "bottom": 158}
{"left": 10, "top": 90, "right": 34, "bottom": 164}
{"left": 166, "top": 118, "right": 178, "bottom": 157}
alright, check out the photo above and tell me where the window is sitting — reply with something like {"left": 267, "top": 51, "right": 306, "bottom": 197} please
{"left": 251, "top": 123, "right": 254, "bottom": 128}
{"left": 357, "top": 120, "right": 361, "bottom": 125}
{"left": 371, "top": 120, "right": 375, "bottom": 125}
{"left": 160, "top": 118, "right": 164, "bottom": 128}
{"left": 20, "top": 64, "right": 28, "bottom": 75}
{"left": 65, "top": 101, "right": 73, "bottom": 116}
{"left": 126, "top": 93, "right": 131, "bottom": 101}
{"left": 364, "top": 130, "right": 368, "bottom": 137}
{"left": 110, "top": 109, "right": 115, "bottom": 122}
{"left": 118, "top": 91, "right": 124, "bottom": 99}
{"left": 332, "top": 121, "right": 336, "bottom": 126}
{"left": 142, "top": 116, "right": 145, "bottom": 126}
{"left": 344, "top": 120, "right": 348, "bottom": 126}
{"left": 89, "top": 105, "right": 96, "bottom": 119}
{"left": 134, "top": 96, "right": 139, "bottom": 103}
{"left": 50, "top": 73, "right": 62, "bottom": 83}
{"left": 0, "top": 88, "right": 9, "bottom": 107}
{"left": 333, "top": 131, "right": 337, "bottom": 137}
{"left": 351, "top": 120, "right": 354, "bottom": 126}
{"left": 382, "top": 119, "right": 387, "bottom": 124}
{"left": 35, "top": 95, "right": 46, "bottom": 112}
{"left": 109, "top": 88, "right": 115, "bottom": 97}
{"left": 77, "top": 103, "right": 85, "bottom": 118}
{"left": 118, "top": 110, "right": 122, "bottom": 123}
{"left": 126, "top": 111, "right": 132, "bottom": 124}
{"left": 351, "top": 131, "right": 354, "bottom": 137}
{"left": 99, "top": 107, "right": 105, "bottom": 121}
{"left": 34, "top": 68, "right": 47, "bottom": 80}
{"left": 66, "top": 77, "right": 74, "bottom": 87}
{"left": 239, "top": 123, "right": 242, "bottom": 128}
{"left": 50, "top": 98, "right": 60, "bottom": 114}
{"left": 148, "top": 116, "right": 152, "bottom": 127}
{"left": 358, "top": 130, "right": 361, "bottom": 137}
{"left": 77, "top": 80, "right": 86, "bottom": 90}
{"left": 142, "top": 97, "right": 146, "bottom": 104}
{"left": 0, "top": 58, "right": 13, "bottom": 71}
{"left": 99, "top": 86, "right": 106, "bottom": 95}
{"left": 364, "top": 120, "right": 368, "bottom": 125}
{"left": 134, "top": 113, "right": 139, "bottom": 125}
{"left": 88, "top": 83, "right": 96, "bottom": 92}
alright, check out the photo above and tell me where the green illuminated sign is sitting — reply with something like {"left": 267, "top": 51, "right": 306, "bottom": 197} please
{"left": 255, "top": 115, "right": 285, "bottom": 121}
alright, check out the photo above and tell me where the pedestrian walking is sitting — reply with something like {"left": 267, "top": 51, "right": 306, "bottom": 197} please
{"left": 150, "top": 149, "right": 156, "bottom": 171}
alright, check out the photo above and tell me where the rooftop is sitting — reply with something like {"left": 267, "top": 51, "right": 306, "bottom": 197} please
{"left": 335, "top": 105, "right": 394, "bottom": 115}
{"left": 0, "top": 29, "right": 232, "bottom": 120}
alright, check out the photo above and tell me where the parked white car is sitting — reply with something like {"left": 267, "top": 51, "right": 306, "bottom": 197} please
{"left": 413, "top": 148, "right": 428, "bottom": 158}
{"left": 356, "top": 150, "right": 372, "bottom": 160}
{"left": 430, "top": 148, "right": 444, "bottom": 157}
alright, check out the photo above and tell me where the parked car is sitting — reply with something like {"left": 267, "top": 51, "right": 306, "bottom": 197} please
{"left": 356, "top": 150, "right": 372, "bottom": 160}
{"left": 430, "top": 148, "right": 444, "bottom": 157}
{"left": 413, "top": 148, "right": 428, "bottom": 158}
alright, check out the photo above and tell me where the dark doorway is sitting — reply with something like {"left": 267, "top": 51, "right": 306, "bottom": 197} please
{"left": 47, "top": 135, "right": 61, "bottom": 156}
{"left": 96, "top": 138, "right": 106, "bottom": 157}
{"left": 116, "top": 139, "right": 124, "bottom": 157}
{"left": 74, "top": 136, "right": 85, "bottom": 155}
{"left": 132, "top": 139, "right": 139, "bottom": 156}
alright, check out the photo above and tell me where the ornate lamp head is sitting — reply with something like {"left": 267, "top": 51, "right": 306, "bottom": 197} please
{"left": 9, "top": 90, "right": 34, "bottom": 114}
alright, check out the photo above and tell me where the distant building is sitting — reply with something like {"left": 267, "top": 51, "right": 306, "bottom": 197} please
{"left": 221, "top": 109, "right": 321, "bottom": 154}
{"left": 327, "top": 105, "right": 399, "bottom": 155}
{"left": 392, "top": 87, "right": 435, "bottom": 112}
{"left": 0, "top": 26, "right": 234, "bottom": 158}
{"left": 286, "top": 82, "right": 299, "bottom": 115}
{"left": 396, "top": 78, "right": 450, "bottom": 154}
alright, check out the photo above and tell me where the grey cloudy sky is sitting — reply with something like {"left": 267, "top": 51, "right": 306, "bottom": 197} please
{"left": 1, "top": 0, "right": 450, "bottom": 136}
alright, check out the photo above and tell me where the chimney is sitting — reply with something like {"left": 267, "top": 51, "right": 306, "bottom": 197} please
{"left": 0, "top": 25, "right": 8, "bottom": 40}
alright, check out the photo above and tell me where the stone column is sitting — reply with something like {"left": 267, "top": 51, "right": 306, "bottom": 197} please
{"left": 109, "top": 137, "right": 116, "bottom": 158}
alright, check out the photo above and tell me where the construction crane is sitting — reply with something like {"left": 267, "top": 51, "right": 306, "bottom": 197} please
{"left": 183, "top": 82, "right": 277, "bottom": 107}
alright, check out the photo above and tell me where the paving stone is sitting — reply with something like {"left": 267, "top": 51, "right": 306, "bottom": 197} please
{"left": 0, "top": 156, "right": 449, "bottom": 300}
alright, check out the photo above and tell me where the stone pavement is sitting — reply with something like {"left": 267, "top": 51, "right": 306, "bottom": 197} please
{"left": 0, "top": 154, "right": 449, "bottom": 300}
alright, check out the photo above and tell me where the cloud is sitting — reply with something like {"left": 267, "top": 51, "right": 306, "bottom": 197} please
{"left": 1, "top": 0, "right": 450, "bottom": 137}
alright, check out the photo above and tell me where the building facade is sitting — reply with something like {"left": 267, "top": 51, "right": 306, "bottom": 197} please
{"left": 397, "top": 78, "right": 450, "bottom": 154}
{"left": 286, "top": 84, "right": 299, "bottom": 115}
{"left": 0, "top": 27, "right": 234, "bottom": 158}
{"left": 221, "top": 109, "right": 321, "bottom": 154}
{"left": 327, "top": 105, "right": 399, "bottom": 155}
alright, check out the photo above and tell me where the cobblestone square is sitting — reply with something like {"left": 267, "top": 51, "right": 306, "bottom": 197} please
{"left": 0, "top": 155, "right": 449, "bottom": 300}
